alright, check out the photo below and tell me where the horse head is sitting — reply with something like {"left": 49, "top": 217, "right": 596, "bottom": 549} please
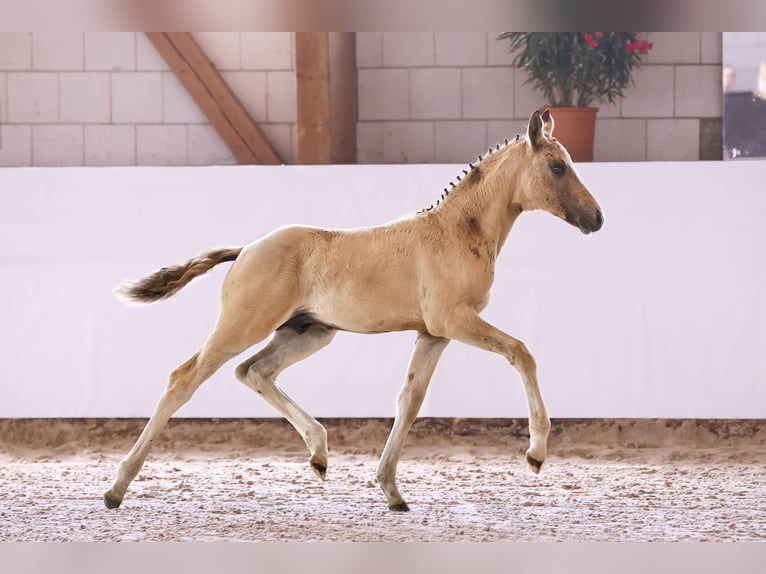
{"left": 515, "top": 109, "right": 604, "bottom": 235}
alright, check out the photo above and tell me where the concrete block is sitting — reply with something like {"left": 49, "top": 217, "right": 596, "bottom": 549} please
{"left": 676, "top": 65, "right": 722, "bottom": 117}
{"left": 85, "top": 32, "right": 135, "bottom": 71}
{"left": 435, "top": 33, "right": 486, "bottom": 66}
{"left": 382, "top": 121, "right": 434, "bottom": 163}
{"left": 646, "top": 33, "right": 700, "bottom": 64}
{"left": 462, "top": 67, "right": 513, "bottom": 119}
{"left": 621, "top": 66, "right": 675, "bottom": 118}
{"left": 358, "top": 68, "right": 409, "bottom": 121}
{"left": 383, "top": 33, "right": 434, "bottom": 67}
{"left": 112, "top": 73, "right": 162, "bottom": 123}
{"left": 701, "top": 33, "right": 722, "bottom": 64}
{"left": 0, "top": 73, "right": 6, "bottom": 123}
{"left": 188, "top": 124, "right": 236, "bottom": 165}
{"left": 514, "top": 68, "right": 546, "bottom": 119}
{"left": 488, "top": 32, "right": 514, "bottom": 66}
{"left": 0, "top": 125, "right": 32, "bottom": 166}
{"left": 593, "top": 119, "right": 647, "bottom": 161}
{"left": 356, "top": 33, "right": 382, "bottom": 68}
{"left": 0, "top": 33, "right": 32, "bottom": 70}
{"left": 487, "top": 119, "right": 525, "bottom": 148}
{"left": 411, "top": 68, "right": 461, "bottom": 120}
{"left": 266, "top": 71, "right": 296, "bottom": 123}
{"left": 84, "top": 125, "right": 135, "bottom": 166}
{"left": 356, "top": 121, "right": 384, "bottom": 163}
{"left": 647, "top": 118, "right": 700, "bottom": 160}
{"left": 435, "top": 121, "right": 487, "bottom": 163}
{"left": 242, "top": 33, "right": 293, "bottom": 70}
{"left": 8, "top": 72, "right": 58, "bottom": 123}
{"left": 595, "top": 99, "right": 622, "bottom": 119}
{"left": 32, "top": 125, "right": 83, "bottom": 166}
{"left": 33, "top": 33, "right": 83, "bottom": 70}
{"left": 60, "top": 73, "right": 110, "bottom": 123}
{"left": 136, "top": 125, "right": 187, "bottom": 165}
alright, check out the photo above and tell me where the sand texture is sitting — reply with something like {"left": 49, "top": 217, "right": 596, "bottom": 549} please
{"left": 1, "top": 418, "right": 764, "bottom": 542}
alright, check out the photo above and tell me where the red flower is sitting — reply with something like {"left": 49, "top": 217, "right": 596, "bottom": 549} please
{"left": 626, "top": 41, "right": 637, "bottom": 52}
{"left": 595, "top": 32, "right": 604, "bottom": 38}
{"left": 589, "top": 40, "right": 599, "bottom": 48}
{"left": 583, "top": 33, "right": 593, "bottom": 42}
{"left": 638, "top": 39, "right": 653, "bottom": 55}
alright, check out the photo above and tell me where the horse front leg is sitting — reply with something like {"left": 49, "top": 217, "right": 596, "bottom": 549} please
{"left": 439, "top": 309, "right": 550, "bottom": 473}
{"left": 377, "top": 333, "right": 449, "bottom": 511}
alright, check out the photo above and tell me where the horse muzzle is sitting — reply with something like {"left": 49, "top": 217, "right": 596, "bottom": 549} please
{"left": 567, "top": 208, "right": 604, "bottom": 235}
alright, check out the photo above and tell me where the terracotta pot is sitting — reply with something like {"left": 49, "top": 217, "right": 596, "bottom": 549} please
{"left": 548, "top": 106, "right": 599, "bottom": 162}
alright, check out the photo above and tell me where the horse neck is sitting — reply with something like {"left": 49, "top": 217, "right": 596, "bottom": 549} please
{"left": 437, "top": 149, "right": 523, "bottom": 254}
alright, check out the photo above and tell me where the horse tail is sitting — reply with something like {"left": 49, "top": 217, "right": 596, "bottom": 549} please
{"left": 116, "top": 246, "right": 243, "bottom": 304}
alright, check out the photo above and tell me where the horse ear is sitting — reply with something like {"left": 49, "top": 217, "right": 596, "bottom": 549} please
{"left": 541, "top": 108, "right": 555, "bottom": 138}
{"left": 527, "top": 109, "right": 544, "bottom": 149}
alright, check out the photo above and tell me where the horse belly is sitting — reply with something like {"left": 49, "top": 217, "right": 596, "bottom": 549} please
{"left": 308, "top": 280, "right": 425, "bottom": 334}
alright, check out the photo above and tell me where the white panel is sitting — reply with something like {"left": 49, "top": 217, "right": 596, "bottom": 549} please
{"left": 1, "top": 162, "right": 765, "bottom": 418}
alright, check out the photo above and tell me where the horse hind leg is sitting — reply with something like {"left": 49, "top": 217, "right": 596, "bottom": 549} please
{"left": 235, "top": 320, "right": 336, "bottom": 480}
{"left": 103, "top": 342, "right": 238, "bottom": 509}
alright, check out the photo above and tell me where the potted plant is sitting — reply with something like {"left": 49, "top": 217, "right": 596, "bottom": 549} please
{"left": 498, "top": 32, "right": 653, "bottom": 161}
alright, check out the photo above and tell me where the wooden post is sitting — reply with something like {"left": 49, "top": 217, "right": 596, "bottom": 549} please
{"left": 329, "top": 32, "right": 357, "bottom": 164}
{"left": 295, "top": 32, "right": 332, "bottom": 164}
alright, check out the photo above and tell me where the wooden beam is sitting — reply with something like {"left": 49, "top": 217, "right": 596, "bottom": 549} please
{"left": 295, "top": 32, "right": 331, "bottom": 164}
{"left": 146, "top": 32, "right": 281, "bottom": 165}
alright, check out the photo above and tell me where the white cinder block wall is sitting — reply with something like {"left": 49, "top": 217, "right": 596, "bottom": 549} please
{"left": 0, "top": 32, "right": 721, "bottom": 166}
{"left": 0, "top": 32, "right": 297, "bottom": 167}
{"left": 357, "top": 32, "right": 722, "bottom": 163}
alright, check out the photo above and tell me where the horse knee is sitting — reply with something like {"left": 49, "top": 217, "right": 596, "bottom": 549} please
{"left": 507, "top": 340, "right": 536, "bottom": 373}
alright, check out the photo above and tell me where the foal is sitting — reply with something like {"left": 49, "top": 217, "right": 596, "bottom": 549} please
{"left": 104, "top": 109, "right": 603, "bottom": 511}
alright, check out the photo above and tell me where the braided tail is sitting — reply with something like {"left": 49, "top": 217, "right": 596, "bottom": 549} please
{"left": 115, "top": 246, "right": 243, "bottom": 304}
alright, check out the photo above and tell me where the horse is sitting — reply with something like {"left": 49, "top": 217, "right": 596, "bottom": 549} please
{"left": 104, "top": 109, "right": 603, "bottom": 511}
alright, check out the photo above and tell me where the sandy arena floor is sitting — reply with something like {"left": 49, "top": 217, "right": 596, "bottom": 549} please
{"left": 1, "top": 418, "right": 764, "bottom": 542}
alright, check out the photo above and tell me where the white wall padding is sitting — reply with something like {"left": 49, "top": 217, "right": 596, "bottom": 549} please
{"left": 1, "top": 162, "right": 765, "bottom": 418}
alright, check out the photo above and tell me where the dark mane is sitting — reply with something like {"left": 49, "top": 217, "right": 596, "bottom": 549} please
{"left": 418, "top": 134, "right": 523, "bottom": 214}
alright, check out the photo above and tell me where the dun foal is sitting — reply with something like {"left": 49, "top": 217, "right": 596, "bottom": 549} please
{"left": 104, "top": 109, "right": 603, "bottom": 511}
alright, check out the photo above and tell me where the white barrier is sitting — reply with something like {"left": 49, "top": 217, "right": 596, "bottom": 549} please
{"left": 1, "top": 161, "right": 765, "bottom": 418}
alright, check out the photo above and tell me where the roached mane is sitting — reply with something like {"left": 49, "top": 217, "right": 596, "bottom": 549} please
{"left": 418, "top": 134, "right": 523, "bottom": 214}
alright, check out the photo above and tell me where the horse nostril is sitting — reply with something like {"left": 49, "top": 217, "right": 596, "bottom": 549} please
{"left": 594, "top": 210, "right": 604, "bottom": 231}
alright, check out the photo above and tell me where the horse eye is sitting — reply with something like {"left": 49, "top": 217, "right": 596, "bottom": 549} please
{"left": 550, "top": 162, "right": 566, "bottom": 176}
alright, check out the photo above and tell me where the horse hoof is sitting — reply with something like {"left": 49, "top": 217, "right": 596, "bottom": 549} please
{"left": 104, "top": 492, "right": 122, "bottom": 509}
{"left": 310, "top": 458, "right": 327, "bottom": 480}
{"left": 389, "top": 502, "right": 410, "bottom": 512}
{"left": 526, "top": 453, "right": 543, "bottom": 474}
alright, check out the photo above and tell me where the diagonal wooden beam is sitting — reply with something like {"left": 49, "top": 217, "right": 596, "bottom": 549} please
{"left": 146, "top": 32, "right": 282, "bottom": 165}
